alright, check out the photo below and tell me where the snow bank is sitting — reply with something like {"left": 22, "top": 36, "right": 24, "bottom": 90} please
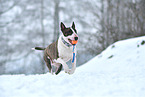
{"left": 0, "top": 36, "right": 145, "bottom": 97}
{"left": 77, "top": 36, "right": 145, "bottom": 75}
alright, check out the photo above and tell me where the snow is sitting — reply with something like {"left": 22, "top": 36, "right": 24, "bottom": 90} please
{"left": 0, "top": 36, "right": 145, "bottom": 97}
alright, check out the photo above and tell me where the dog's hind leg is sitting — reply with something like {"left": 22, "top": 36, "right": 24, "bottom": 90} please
{"left": 44, "top": 56, "right": 52, "bottom": 73}
{"left": 46, "top": 59, "right": 52, "bottom": 73}
{"left": 55, "top": 64, "right": 62, "bottom": 75}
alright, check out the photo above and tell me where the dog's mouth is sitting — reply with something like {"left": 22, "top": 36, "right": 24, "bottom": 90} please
{"left": 68, "top": 39, "right": 73, "bottom": 45}
{"left": 68, "top": 39, "right": 78, "bottom": 45}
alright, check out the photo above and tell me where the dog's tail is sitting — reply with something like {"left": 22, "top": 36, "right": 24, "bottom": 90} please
{"left": 32, "top": 47, "right": 46, "bottom": 50}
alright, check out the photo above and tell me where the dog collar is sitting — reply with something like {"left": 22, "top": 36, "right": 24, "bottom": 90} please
{"left": 61, "top": 37, "right": 72, "bottom": 47}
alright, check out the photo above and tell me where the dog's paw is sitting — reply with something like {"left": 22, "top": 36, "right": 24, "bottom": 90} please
{"left": 65, "top": 69, "right": 74, "bottom": 75}
{"left": 68, "top": 70, "right": 75, "bottom": 75}
{"left": 63, "top": 65, "right": 69, "bottom": 73}
{"left": 65, "top": 70, "right": 70, "bottom": 74}
{"left": 64, "top": 68, "right": 70, "bottom": 74}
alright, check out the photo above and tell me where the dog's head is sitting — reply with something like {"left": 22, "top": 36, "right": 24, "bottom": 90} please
{"left": 61, "top": 22, "right": 78, "bottom": 45}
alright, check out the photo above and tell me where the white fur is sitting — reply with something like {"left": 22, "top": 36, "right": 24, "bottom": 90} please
{"left": 58, "top": 36, "right": 74, "bottom": 61}
{"left": 31, "top": 48, "right": 35, "bottom": 50}
{"left": 47, "top": 56, "right": 61, "bottom": 74}
{"left": 53, "top": 35, "right": 77, "bottom": 74}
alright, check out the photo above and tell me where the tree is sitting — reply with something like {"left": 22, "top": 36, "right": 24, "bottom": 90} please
{"left": 53, "top": 0, "right": 60, "bottom": 42}
{"left": 40, "top": 0, "right": 46, "bottom": 73}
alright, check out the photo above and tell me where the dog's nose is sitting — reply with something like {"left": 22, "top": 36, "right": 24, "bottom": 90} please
{"left": 74, "top": 37, "right": 78, "bottom": 40}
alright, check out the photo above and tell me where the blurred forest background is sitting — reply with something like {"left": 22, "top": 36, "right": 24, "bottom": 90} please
{"left": 0, "top": 0, "right": 145, "bottom": 75}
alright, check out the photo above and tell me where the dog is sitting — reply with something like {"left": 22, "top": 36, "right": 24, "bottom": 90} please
{"left": 33, "top": 22, "right": 78, "bottom": 75}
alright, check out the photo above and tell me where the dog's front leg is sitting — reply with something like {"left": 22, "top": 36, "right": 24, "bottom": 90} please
{"left": 69, "top": 57, "right": 76, "bottom": 74}
{"left": 54, "top": 58, "right": 70, "bottom": 73}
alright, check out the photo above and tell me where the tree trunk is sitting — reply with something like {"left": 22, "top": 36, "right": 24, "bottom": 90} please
{"left": 53, "top": 0, "right": 60, "bottom": 42}
{"left": 40, "top": 0, "right": 45, "bottom": 73}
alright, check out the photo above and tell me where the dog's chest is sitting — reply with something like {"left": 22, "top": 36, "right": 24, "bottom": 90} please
{"left": 59, "top": 46, "right": 72, "bottom": 62}
{"left": 58, "top": 40, "right": 73, "bottom": 62}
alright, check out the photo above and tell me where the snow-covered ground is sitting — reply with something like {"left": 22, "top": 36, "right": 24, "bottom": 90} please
{"left": 0, "top": 36, "right": 145, "bottom": 97}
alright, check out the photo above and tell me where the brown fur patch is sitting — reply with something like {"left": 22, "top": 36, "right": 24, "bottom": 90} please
{"left": 44, "top": 40, "right": 59, "bottom": 72}
{"left": 44, "top": 40, "right": 59, "bottom": 61}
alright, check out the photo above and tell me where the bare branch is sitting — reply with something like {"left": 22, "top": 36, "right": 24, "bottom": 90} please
{"left": 0, "top": 0, "right": 20, "bottom": 15}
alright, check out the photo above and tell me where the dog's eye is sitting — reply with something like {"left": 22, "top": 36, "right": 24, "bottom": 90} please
{"left": 63, "top": 29, "right": 73, "bottom": 36}
{"left": 65, "top": 30, "right": 73, "bottom": 36}
{"left": 67, "top": 31, "right": 72, "bottom": 34}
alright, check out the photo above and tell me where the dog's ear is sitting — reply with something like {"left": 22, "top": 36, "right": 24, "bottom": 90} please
{"left": 61, "top": 22, "right": 66, "bottom": 31}
{"left": 72, "top": 22, "right": 75, "bottom": 29}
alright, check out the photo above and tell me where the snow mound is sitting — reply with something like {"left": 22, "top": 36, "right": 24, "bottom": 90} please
{"left": 0, "top": 36, "right": 145, "bottom": 97}
{"left": 77, "top": 36, "right": 145, "bottom": 75}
